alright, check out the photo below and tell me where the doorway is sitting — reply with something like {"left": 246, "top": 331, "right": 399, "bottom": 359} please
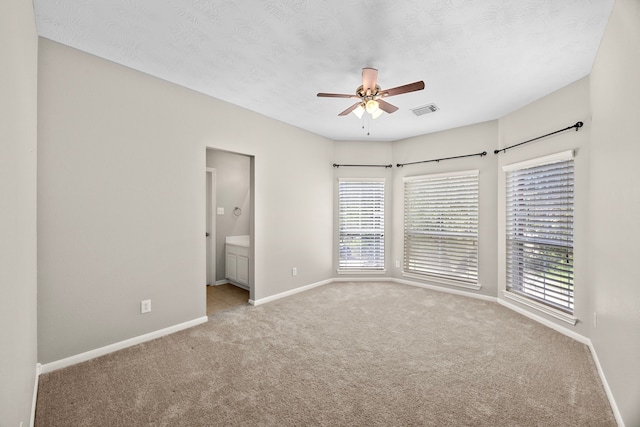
{"left": 205, "top": 148, "right": 254, "bottom": 314}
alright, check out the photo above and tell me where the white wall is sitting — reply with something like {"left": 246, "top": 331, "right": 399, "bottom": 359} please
{"left": 206, "top": 150, "right": 251, "bottom": 282}
{"left": 589, "top": 0, "right": 640, "bottom": 424}
{"left": 0, "top": 0, "right": 38, "bottom": 425}
{"left": 496, "top": 77, "right": 591, "bottom": 336}
{"left": 37, "top": 39, "right": 333, "bottom": 363}
{"left": 391, "top": 121, "right": 499, "bottom": 297}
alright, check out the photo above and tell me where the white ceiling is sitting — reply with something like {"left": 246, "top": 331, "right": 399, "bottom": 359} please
{"left": 33, "top": 0, "right": 614, "bottom": 142}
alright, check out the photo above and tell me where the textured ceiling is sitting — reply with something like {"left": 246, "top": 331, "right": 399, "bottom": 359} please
{"left": 33, "top": 0, "right": 614, "bottom": 141}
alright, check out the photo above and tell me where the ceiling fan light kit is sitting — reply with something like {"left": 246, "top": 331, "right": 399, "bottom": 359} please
{"left": 317, "top": 68, "right": 425, "bottom": 122}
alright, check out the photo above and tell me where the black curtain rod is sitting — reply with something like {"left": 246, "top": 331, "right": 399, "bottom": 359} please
{"left": 494, "top": 121, "right": 583, "bottom": 155}
{"left": 333, "top": 163, "right": 393, "bottom": 168}
{"left": 396, "top": 151, "right": 487, "bottom": 168}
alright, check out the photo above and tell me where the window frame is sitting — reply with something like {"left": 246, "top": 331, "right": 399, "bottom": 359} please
{"left": 337, "top": 177, "right": 386, "bottom": 274}
{"left": 502, "top": 150, "right": 577, "bottom": 324}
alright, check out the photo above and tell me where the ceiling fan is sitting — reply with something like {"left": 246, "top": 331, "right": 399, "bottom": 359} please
{"left": 317, "top": 68, "right": 425, "bottom": 119}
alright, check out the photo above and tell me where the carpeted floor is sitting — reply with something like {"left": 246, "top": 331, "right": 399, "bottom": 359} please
{"left": 35, "top": 282, "right": 616, "bottom": 426}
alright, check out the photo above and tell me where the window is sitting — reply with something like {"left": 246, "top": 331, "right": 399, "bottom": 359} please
{"left": 403, "top": 171, "right": 479, "bottom": 287}
{"left": 338, "top": 179, "right": 385, "bottom": 272}
{"left": 504, "top": 151, "right": 574, "bottom": 314}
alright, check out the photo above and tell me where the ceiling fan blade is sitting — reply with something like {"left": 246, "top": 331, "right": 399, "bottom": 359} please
{"left": 338, "top": 103, "right": 361, "bottom": 116}
{"left": 377, "top": 99, "right": 399, "bottom": 114}
{"left": 317, "top": 92, "right": 357, "bottom": 98}
{"left": 362, "top": 68, "right": 378, "bottom": 93}
{"left": 380, "top": 81, "right": 425, "bottom": 97}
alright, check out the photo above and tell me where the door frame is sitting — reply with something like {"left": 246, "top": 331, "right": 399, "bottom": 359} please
{"left": 206, "top": 167, "right": 216, "bottom": 286}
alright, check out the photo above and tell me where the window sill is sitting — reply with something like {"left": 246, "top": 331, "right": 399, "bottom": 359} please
{"left": 502, "top": 290, "right": 577, "bottom": 326}
{"left": 337, "top": 269, "right": 387, "bottom": 275}
{"left": 402, "top": 272, "right": 481, "bottom": 291}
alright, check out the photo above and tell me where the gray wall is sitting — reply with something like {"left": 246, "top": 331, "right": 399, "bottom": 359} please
{"left": 206, "top": 149, "right": 251, "bottom": 282}
{"left": 0, "top": 0, "right": 38, "bottom": 425}
{"left": 590, "top": 0, "right": 640, "bottom": 424}
{"left": 37, "top": 38, "right": 334, "bottom": 363}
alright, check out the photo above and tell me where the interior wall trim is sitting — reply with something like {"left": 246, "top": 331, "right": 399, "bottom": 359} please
{"left": 30, "top": 363, "right": 41, "bottom": 427}
{"left": 587, "top": 340, "right": 625, "bottom": 427}
{"left": 249, "top": 279, "right": 333, "bottom": 306}
{"left": 39, "top": 316, "right": 209, "bottom": 375}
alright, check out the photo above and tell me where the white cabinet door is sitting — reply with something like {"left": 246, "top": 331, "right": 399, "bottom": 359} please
{"left": 226, "top": 252, "right": 237, "bottom": 281}
{"left": 237, "top": 255, "right": 249, "bottom": 285}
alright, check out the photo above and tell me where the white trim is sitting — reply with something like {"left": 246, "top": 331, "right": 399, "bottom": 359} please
{"left": 497, "top": 298, "right": 585, "bottom": 343}
{"left": 30, "top": 363, "right": 41, "bottom": 427}
{"left": 338, "top": 177, "right": 386, "bottom": 183}
{"left": 502, "top": 149, "right": 574, "bottom": 172}
{"left": 392, "top": 277, "right": 495, "bottom": 302}
{"left": 403, "top": 169, "right": 479, "bottom": 182}
{"left": 40, "top": 316, "right": 208, "bottom": 374}
{"left": 402, "top": 272, "right": 481, "bottom": 291}
{"left": 337, "top": 269, "right": 387, "bottom": 275}
{"left": 587, "top": 340, "right": 625, "bottom": 427}
{"left": 249, "top": 279, "right": 333, "bottom": 306}
{"left": 332, "top": 276, "right": 392, "bottom": 283}
{"left": 214, "top": 279, "right": 230, "bottom": 286}
{"left": 225, "top": 279, "right": 249, "bottom": 291}
{"left": 206, "top": 168, "right": 217, "bottom": 286}
{"left": 501, "top": 290, "right": 578, "bottom": 326}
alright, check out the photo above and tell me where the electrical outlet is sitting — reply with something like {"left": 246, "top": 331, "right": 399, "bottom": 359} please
{"left": 141, "top": 299, "right": 151, "bottom": 314}
{"left": 395, "top": 260, "right": 400, "bottom": 268}
{"left": 593, "top": 312, "right": 597, "bottom": 328}
{"left": 292, "top": 267, "right": 297, "bottom": 276}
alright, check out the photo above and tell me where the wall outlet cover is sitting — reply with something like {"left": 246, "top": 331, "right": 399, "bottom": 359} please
{"left": 141, "top": 299, "right": 151, "bottom": 314}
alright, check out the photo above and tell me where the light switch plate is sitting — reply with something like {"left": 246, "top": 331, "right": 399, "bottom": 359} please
{"left": 217, "top": 207, "right": 224, "bottom": 215}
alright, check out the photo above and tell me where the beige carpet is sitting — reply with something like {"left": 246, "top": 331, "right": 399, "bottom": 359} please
{"left": 35, "top": 282, "right": 616, "bottom": 426}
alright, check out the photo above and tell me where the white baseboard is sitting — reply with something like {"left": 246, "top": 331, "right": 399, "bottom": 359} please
{"left": 30, "top": 363, "right": 41, "bottom": 427}
{"left": 249, "top": 279, "right": 333, "bottom": 306}
{"left": 40, "top": 316, "right": 208, "bottom": 374}
{"left": 214, "top": 279, "right": 229, "bottom": 286}
{"left": 332, "top": 276, "right": 393, "bottom": 282}
{"left": 587, "top": 340, "right": 625, "bottom": 427}
{"left": 497, "top": 298, "right": 588, "bottom": 345}
{"left": 391, "top": 277, "right": 497, "bottom": 302}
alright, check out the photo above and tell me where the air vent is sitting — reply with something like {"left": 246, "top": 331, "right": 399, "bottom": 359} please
{"left": 411, "top": 103, "right": 439, "bottom": 116}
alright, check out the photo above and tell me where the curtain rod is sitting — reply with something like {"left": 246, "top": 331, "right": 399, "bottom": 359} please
{"left": 494, "top": 121, "right": 583, "bottom": 155}
{"left": 332, "top": 163, "right": 393, "bottom": 168}
{"left": 396, "top": 151, "right": 487, "bottom": 168}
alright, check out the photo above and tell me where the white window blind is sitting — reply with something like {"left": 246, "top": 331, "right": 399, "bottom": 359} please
{"left": 338, "top": 179, "right": 385, "bottom": 271}
{"left": 403, "top": 171, "right": 479, "bottom": 285}
{"left": 505, "top": 151, "right": 574, "bottom": 313}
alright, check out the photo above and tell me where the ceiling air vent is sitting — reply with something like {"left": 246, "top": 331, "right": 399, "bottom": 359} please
{"left": 411, "top": 103, "right": 439, "bottom": 116}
